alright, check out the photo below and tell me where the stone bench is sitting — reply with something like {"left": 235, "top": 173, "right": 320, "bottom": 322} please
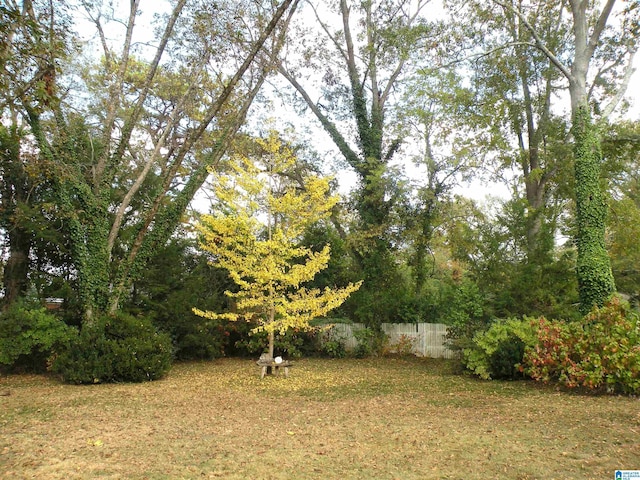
{"left": 256, "top": 359, "right": 293, "bottom": 379}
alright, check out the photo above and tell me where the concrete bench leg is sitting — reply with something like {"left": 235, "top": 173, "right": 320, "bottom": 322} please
{"left": 261, "top": 366, "right": 267, "bottom": 379}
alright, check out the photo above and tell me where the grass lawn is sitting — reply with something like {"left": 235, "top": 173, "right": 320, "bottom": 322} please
{"left": 1, "top": 357, "right": 638, "bottom": 479}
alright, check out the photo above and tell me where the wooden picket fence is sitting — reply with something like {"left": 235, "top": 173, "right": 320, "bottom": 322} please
{"left": 326, "top": 322, "right": 456, "bottom": 359}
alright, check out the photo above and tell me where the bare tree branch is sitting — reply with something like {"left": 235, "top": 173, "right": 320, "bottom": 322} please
{"left": 601, "top": 47, "right": 638, "bottom": 119}
{"left": 94, "top": 0, "right": 141, "bottom": 189}
{"left": 491, "top": 0, "right": 573, "bottom": 81}
{"left": 278, "top": 64, "right": 361, "bottom": 169}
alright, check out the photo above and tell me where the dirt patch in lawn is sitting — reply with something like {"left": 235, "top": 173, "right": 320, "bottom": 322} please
{"left": 1, "top": 357, "right": 638, "bottom": 479}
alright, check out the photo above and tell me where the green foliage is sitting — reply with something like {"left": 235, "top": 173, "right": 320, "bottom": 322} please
{"left": 0, "top": 301, "right": 77, "bottom": 372}
{"left": 353, "top": 327, "right": 389, "bottom": 358}
{"left": 170, "top": 322, "right": 227, "bottom": 361}
{"left": 317, "top": 327, "right": 347, "bottom": 358}
{"left": 604, "top": 122, "right": 640, "bottom": 304}
{"left": 452, "top": 196, "right": 580, "bottom": 321}
{"left": 437, "top": 276, "right": 491, "bottom": 357}
{"left": 572, "top": 106, "right": 616, "bottom": 313}
{"left": 463, "top": 318, "right": 536, "bottom": 380}
{"left": 321, "top": 338, "right": 347, "bottom": 358}
{"left": 127, "top": 237, "right": 233, "bottom": 360}
{"left": 437, "top": 277, "right": 485, "bottom": 327}
{"left": 51, "top": 313, "right": 173, "bottom": 384}
{"left": 608, "top": 197, "right": 640, "bottom": 303}
{"left": 346, "top": 274, "right": 416, "bottom": 326}
{"left": 233, "top": 326, "right": 312, "bottom": 359}
{"left": 41, "top": 114, "right": 113, "bottom": 319}
{"left": 524, "top": 297, "right": 640, "bottom": 394}
{"left": 302, "top": 223, "right": 358, "bottom": 292}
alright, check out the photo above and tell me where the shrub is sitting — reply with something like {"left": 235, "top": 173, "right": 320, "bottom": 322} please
{"left": 322, "top": 338, "right": 347, "bottom": 358}
{"left": 175, "top": 328, "right": 226, "bottom": 360}
{"left": 521, "top": 317, "right": 573, "bottom": 384}
{"left": 144, "top": 298, "right": 231, "bottom": 361}
{"left": 438, "top": 278, "right": 486, "bottom": 327}
{"left": 318, "top": 326, "right": 347, "bottom": 358}
{"left": 441, "top": 279, "right": 491, "bottom": 357}
{"left": 156, "top": 315, "right": 228, "bottom": 361}
{"left": 51, "top": 313, "right": 173, "bottom": 384}
{"left": 353, "top": 327, "right": 388, "bottom": 358}
{"left": 0, "top": 301, "right": 77, "bottom": 372}
{"left": 233, "top": 326, "right": 313, "bottom": 359}
{"left": 463, "top": 318, "right": 536, "bottom": 380}
{"left": 388, "top": 333, "right": 417, "bottom": 357}
{"left": 524, "top": 297, "right": 640, "bottom": 394}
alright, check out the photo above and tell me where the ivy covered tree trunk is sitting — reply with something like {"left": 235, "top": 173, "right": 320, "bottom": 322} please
{"left": 0, "top": 126, "right": 32, "bottom": 307}
{"left": 572, "top": 105, "right": 615, "bottom": 312}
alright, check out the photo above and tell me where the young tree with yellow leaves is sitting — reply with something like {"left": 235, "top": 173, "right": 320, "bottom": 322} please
{"left": 193, "top": 132, "right": 361, "bottom": 359}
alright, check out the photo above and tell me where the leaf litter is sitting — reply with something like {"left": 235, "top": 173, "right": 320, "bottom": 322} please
{"left": 1, "top": 357, "right": 638, "bottom": 479}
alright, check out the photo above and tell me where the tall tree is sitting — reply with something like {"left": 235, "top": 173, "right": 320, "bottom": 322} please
{"left": 275, "top": 0, "right": 436, "bottom": 323}
{"left": 0, "top": 124, "right": 31, "bottom": 306}
{"left": 193, "top": 132, "right": 361, "bottom": 358}
{"left": 445, "top": 0, "right": 572, "bottom": 261}
{"left": 0, "top": 0, "right": 74, "bottom": 307}
{"left": 400, "top": 69, "right": 479, "bottom": 294}
{"left": 482, "top": 0, "right": 639, "bottom": 311}
{"left": 2, "top": 0, "right": 299, "bottom": 320}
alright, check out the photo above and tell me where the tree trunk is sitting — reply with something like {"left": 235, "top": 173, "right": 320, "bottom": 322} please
{"left": 3, "top": 227, "right": 31, "bottom": 307}
{"left": 567, "top": 0, "right": 617, "bottom": 312}
{"left": 524, "top": 167, "right": 547, "bottom": 259}
{"left": 268, "top": 331, "right": 275, "bottom": 359}
{"left": 0, "top": 126, "right": 31, "bottom": 308}
{"left": 572, "top": 105, "right": 615, "bottom": 312}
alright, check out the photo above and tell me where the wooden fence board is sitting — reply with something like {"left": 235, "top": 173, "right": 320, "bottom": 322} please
{"left": 325, "top": 323, "right": 455, "bottom": 359}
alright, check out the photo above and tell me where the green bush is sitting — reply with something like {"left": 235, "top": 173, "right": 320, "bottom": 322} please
{"left": 317, "top": 326, "right": 347, "bottom": 358}
{"left": 51, "top": 313, "right": 173, "bottom": 384}
{"left": 524, "top": 297, "right": 640, "bottom": 394}
{"left": 322, "top": 338, "right": 347, "bottom": 358}
{"left": 463, "top": 318, "right": 536, "bottom": 380}
{"left": 353, "top": 327, "right": 388, "bottom": 358}
{"left": 440, "top": 278, "right": 491, "bottom": 357}
{"left": 438, "top": 278, "right": 486, "bottom": 327}
{"left": 0, "top": 301, "right": 77, "bottom": 372}
{"left": 233, "top": 326, "right": 314, "bottom": 359}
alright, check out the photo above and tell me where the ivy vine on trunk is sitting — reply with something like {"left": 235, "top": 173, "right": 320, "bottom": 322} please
{"left": 572, "top": 105, "right": 615, "bottom": 312}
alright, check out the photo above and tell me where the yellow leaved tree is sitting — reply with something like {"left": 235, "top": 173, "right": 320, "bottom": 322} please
{"left": 193, "top": 131, "right": 361, "bottom": 359}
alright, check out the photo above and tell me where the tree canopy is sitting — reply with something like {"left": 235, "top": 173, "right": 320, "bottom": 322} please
{"left": 193, "top": 131, "right": 361, "bottom": 357}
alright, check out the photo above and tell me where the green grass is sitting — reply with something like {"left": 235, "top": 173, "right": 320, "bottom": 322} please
{"left": 1, "top": 357, "right": 638, "bottom": 479}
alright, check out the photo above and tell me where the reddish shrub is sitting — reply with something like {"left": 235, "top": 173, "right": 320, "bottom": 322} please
{"left": 524, "top": 297, "right": 640, "bottom": 394}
